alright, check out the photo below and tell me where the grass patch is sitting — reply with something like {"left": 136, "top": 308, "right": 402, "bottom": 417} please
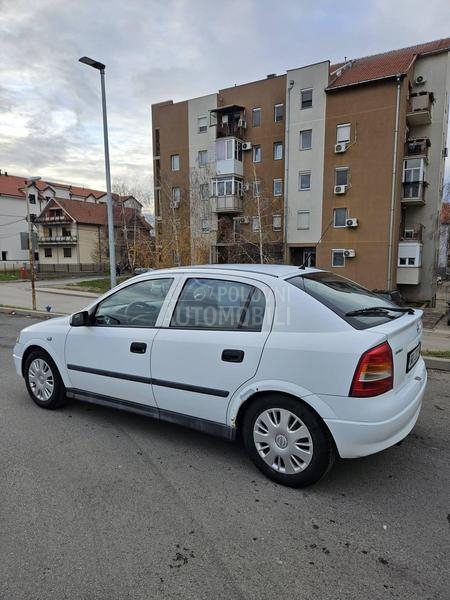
{"left": 422, "top": 350, "right": 450, "bottom": 359}
{"left": 66, "top": 276, "right": 128, "bottom": 294}
{"left": 0, "top": 273, "right": 19, "bottom": 281}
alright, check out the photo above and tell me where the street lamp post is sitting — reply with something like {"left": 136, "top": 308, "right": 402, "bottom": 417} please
{"left": 79, "top": 56, "right": 117, "bottom": 287}
{"left": 25, "top": 176, "right": 41, "bottom": 311}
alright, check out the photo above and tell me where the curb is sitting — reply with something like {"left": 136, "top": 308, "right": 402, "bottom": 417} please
{"left": 35, "top": 287, "right": 99, "bottom": 298}
{"left": 423, "top": 356, "right": 450, "bottom": 372}
{"left": 0, "top": 306, "right": 67, "bottom": 319}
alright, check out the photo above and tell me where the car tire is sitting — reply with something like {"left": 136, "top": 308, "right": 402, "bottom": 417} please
{"left": 242, "top": 394, "right": 335, "bottom": 488}
{"left": 24, "top": 349, "right": 67, "bottom": 409}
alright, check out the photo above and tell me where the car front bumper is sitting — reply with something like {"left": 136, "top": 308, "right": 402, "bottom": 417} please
{"left": 322, "top": 359, "right": 427, "bottom": 459}
{"left": 13, "top": 342, "right": 23, "bottom": 377}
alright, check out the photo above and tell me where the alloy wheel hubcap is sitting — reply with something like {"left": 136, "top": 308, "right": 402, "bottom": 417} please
{"left": 253, "top": 408, "right": 313, "bottom": 474}
{"left": 28, "top": 358, "right": 54, "bottom": 401}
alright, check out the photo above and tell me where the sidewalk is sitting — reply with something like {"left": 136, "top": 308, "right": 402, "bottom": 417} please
{"left": 0, "top": 280, "right": 97, "bottom": 314}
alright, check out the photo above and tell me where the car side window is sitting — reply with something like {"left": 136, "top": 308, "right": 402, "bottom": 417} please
{"left": 170, "top": 278, "right": 266, "bottom": 331}
{"left": 94, "top": 278, "right": 173, "bottom": 327}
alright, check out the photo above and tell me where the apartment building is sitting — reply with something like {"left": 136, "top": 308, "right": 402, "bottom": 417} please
{"left": 0, "top": 172, "right": 144, "bottom": 270}
{"left": 152, "top": 38, "right": 450, "bottom": 303}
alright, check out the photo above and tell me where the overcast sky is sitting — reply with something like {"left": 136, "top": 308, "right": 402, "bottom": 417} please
{"left": 0, "top": 0, "right": 449, "bottom": 202}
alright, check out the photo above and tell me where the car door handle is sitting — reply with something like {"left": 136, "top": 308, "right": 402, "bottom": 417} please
{"left": 221, "top": 349, "right": 244, "bottom": 363}
{"left": 130, "top": 342, "right": 147, "bottom": 354}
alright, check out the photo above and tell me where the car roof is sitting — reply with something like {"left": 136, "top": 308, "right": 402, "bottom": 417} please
{"left": 138, "top": 264, "right": 322, "bottom": 281}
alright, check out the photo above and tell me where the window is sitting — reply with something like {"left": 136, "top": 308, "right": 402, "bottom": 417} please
{"left": 272, "top": 214, "right": 282, "bottom": 231}
{"left": 274, "top": 104, "right": 284, "bottom": 122}
{"left": 44, "top": 247, "right": 52, "bottom": 258}
{"left": 211, "top": 177, "right": 242, "bottom": 197}
{"left": 198, "top": 150, "right": 207, "bottom": 167}
{"left": 62, "top": 228, "right": 71, "bottom": 237}
{"left": 252, "top": 180, "right": 261, "bottom": 197}
{"left": 336, "top": 123, "right": 351, "bottom": 144}
{"left": 252, "top": 216, "right": 260, "bottom": 232}
{"left": 252, "top": 145, "right": 261, "bottom": 163}
{"left": 95, "top": 278, "right": 173, "bottom": 327}
{"left": 288, "top": 271, "right": 400, "bottom": 330}
{"left": 333, "top": 208, "right": 348, "bottom": 228}
{"left": 298, "top": 171, "right": 311, "bottom": 191}
{"left": 301, "top": 88, "right": 313, "bottom": 109}
{"left": 171, "top": 187, "right": 181, "bottom": 206}
{"left": 198, "top": 116, "right": 207, "bottom": 133}
{"left": 63, "top": 247, "right": 72, "bottom": 258}
{"left": 201, "top": 219, "right": 210, "bottom": 233}
{"left": 252, "top": 107, "right": 261, "bottom": 127}
{"left": 300, "top": 129, "right": 312, "bottom": 150}
{"left": 297, "top": 210, "right": 310, "bottom": 230}
{"left": 332, "top": 250, "right": 345, "bottom": 267}
{"left": 1, "top": 251, "right": 7, "bottom": 261}
{"left": 200, "top": 183, "right": 209, "bottom": 200}
{"left": 403, "top": 158, "right": 424, "bottom": 183}
{"left": 216, "top": 138, "right": 242, "bottom": 161}
{"left": 171, "top": 154, "right": 180, "bottom": 171}
{"left": 273, "top": 179, "right": 283, "bottom": 196}
{"left": 335, "top": 168, "right": 349, "bottom": 186}
{"left": 170, "top": 278, "right": 266, "bottom": 331}
{"left": 273, "top": 142, "right": 283, "bottom": 160}
{"left": 28, "top": 194, "right": 36, "bottom": 204}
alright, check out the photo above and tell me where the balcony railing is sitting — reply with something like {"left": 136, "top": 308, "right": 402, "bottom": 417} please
{"left": 406, "top": 92, "right": 433, "bottom": 126}
{"left": 400, "top": 223, "right": 423, "bottom": 242}
{"left": 401, "top": 182, "right": 426, "bottom": 205}
{"left": 212, "top": 195, "right": 243, "bottom": 214}
{"left": 36, "top": 214, "right": 71, "bottom": 223}
{"left": 405, "top": 138, "right": 430, "bottom": 159}
{"left": 215, "top": 123, "right": 246, "bottom": 139}
{"left": 38, "top": 235, "right": 78, "bottom": 244}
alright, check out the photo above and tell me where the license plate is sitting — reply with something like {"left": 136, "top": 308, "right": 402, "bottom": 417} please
{"left": 407, "top": 343, "right": 421, "bottom": 372}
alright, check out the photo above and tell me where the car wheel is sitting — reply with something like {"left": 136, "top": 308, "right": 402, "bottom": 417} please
{"left": 242, "top": 394, "right": 335, "bottom": 488}
{"left": 24, "top": 349, "right": 67, "bottom": 409}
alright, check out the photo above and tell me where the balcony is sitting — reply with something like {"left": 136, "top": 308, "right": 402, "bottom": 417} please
{"left": 212, "top": 195, "right": 243, "bottom": 214}
{"left": 406, "top": 92, "right": 433, "bottom": 126}
{"left": 38, "top": 235, "right": 78, "bottom": 244}
{"left": 401, "top": 182, "right": 426, "bottom": 205}
{"left": 210, "top": 105, "right": 246, "bottom": 140}
{"left": 404, "top": 138, "right": 430, "bottom": 160}
{"left": 215, "top": 138, "right": 243, "bottom": 176}
{"left": 399, "top": 223, "right": 423, "bottom": 242}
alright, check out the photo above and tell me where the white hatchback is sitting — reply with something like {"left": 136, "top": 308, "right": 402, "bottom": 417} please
{"left": 13, "top": 265, "right": 427, "bottom": 487}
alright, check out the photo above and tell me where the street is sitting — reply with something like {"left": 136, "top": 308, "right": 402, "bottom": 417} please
{"left": 1, "top": 313, "right": 449, "bottom": 600}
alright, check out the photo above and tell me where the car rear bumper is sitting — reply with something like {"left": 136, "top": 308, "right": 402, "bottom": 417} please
{"left": 323, "top": 360, "right": 427, "bottom": 459}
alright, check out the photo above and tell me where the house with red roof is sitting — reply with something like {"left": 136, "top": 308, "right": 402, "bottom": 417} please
{"left": 0, "top": 172, "right": 149, "bottom": 270}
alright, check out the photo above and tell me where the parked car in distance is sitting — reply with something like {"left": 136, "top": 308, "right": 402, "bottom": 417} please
{"left": 133, "top": 267, "right": 155, "bottom": 276}
{"left": 13, "top": 264, "right": 427, "bottom": 487}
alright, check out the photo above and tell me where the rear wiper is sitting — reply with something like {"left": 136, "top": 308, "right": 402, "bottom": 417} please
{"left": 346, "top": 306, "right": 415, "bottom": 317}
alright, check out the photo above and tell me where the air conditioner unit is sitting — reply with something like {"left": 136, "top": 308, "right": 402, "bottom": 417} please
{"left": 241, "top": 217, "right": 250, "bottom": 224}
{"left": 343, "top": 249, "right": 356, "bottom": 258}
{"left": 238, "top": 119, "right": 247, "bottom": 128}
{"left": 156, "top": 216, "right": 163, "bottom": 222}
{"left": 244, "top": 182, "right": 250, "bottom": 192}
{"left": 414, "top": 75, "right": 426, "bottom": 86}
{"left": 170, "top": 200, "right": 180, "bottom": 209}
{"left": 346, "top": 218, "right": 358, "bottom": 227}
{"left": 334, "top": 185, "right": 347, "bottom": 195}
{"left": 242, "top": 142, "right": 252, "bottom": 151}
{"left": 334, "top": 142, "right": 348, "bottom": 153}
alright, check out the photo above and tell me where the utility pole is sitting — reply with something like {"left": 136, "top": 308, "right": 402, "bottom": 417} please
{"left": 25, "top": 176, "right": 41, "bottom": 311}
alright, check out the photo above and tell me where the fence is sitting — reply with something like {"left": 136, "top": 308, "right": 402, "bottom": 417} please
{"left": 37, "top": 263, "right": 108, "bottom": 274}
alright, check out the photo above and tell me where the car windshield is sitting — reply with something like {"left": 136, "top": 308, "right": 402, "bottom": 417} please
{"left": 288, "top": 272, "right": 403, "bottom": 330}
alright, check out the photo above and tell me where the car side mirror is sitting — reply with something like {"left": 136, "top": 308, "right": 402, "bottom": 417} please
{"left": 70, "top": 311, "right": 90, "bottom": 327}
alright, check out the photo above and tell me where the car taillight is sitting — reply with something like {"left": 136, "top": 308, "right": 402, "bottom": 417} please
{"left": 350, "top": 342, "right": 393, "bottom": 397}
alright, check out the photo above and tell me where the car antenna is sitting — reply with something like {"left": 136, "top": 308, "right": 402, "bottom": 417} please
{"left": 299, "top": 218, "right": 334, "bottom": 269}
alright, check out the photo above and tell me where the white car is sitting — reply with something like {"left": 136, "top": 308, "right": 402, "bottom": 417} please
{"left": 13, "top": 265, "right": 426, "bottom": 487}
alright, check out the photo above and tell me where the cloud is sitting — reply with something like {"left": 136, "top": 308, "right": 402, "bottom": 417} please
{"left": 0, "top": 0, "right": 449, "bottom": 194}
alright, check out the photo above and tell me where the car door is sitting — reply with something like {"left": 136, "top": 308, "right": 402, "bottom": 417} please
{"left": 65, "top": 276, "right": 177, "bottom": 407}
{"left": 150, "top": 275, "right": 274, "bottom": 424}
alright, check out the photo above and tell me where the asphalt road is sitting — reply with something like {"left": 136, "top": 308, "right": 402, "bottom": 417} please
{"left": 1, "top": 314, "right": 449, "bottom": 600}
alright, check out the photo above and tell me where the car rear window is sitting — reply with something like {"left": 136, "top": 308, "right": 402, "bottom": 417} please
{"left": 287, "top": 272, "right": 402, "bottom": 330}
